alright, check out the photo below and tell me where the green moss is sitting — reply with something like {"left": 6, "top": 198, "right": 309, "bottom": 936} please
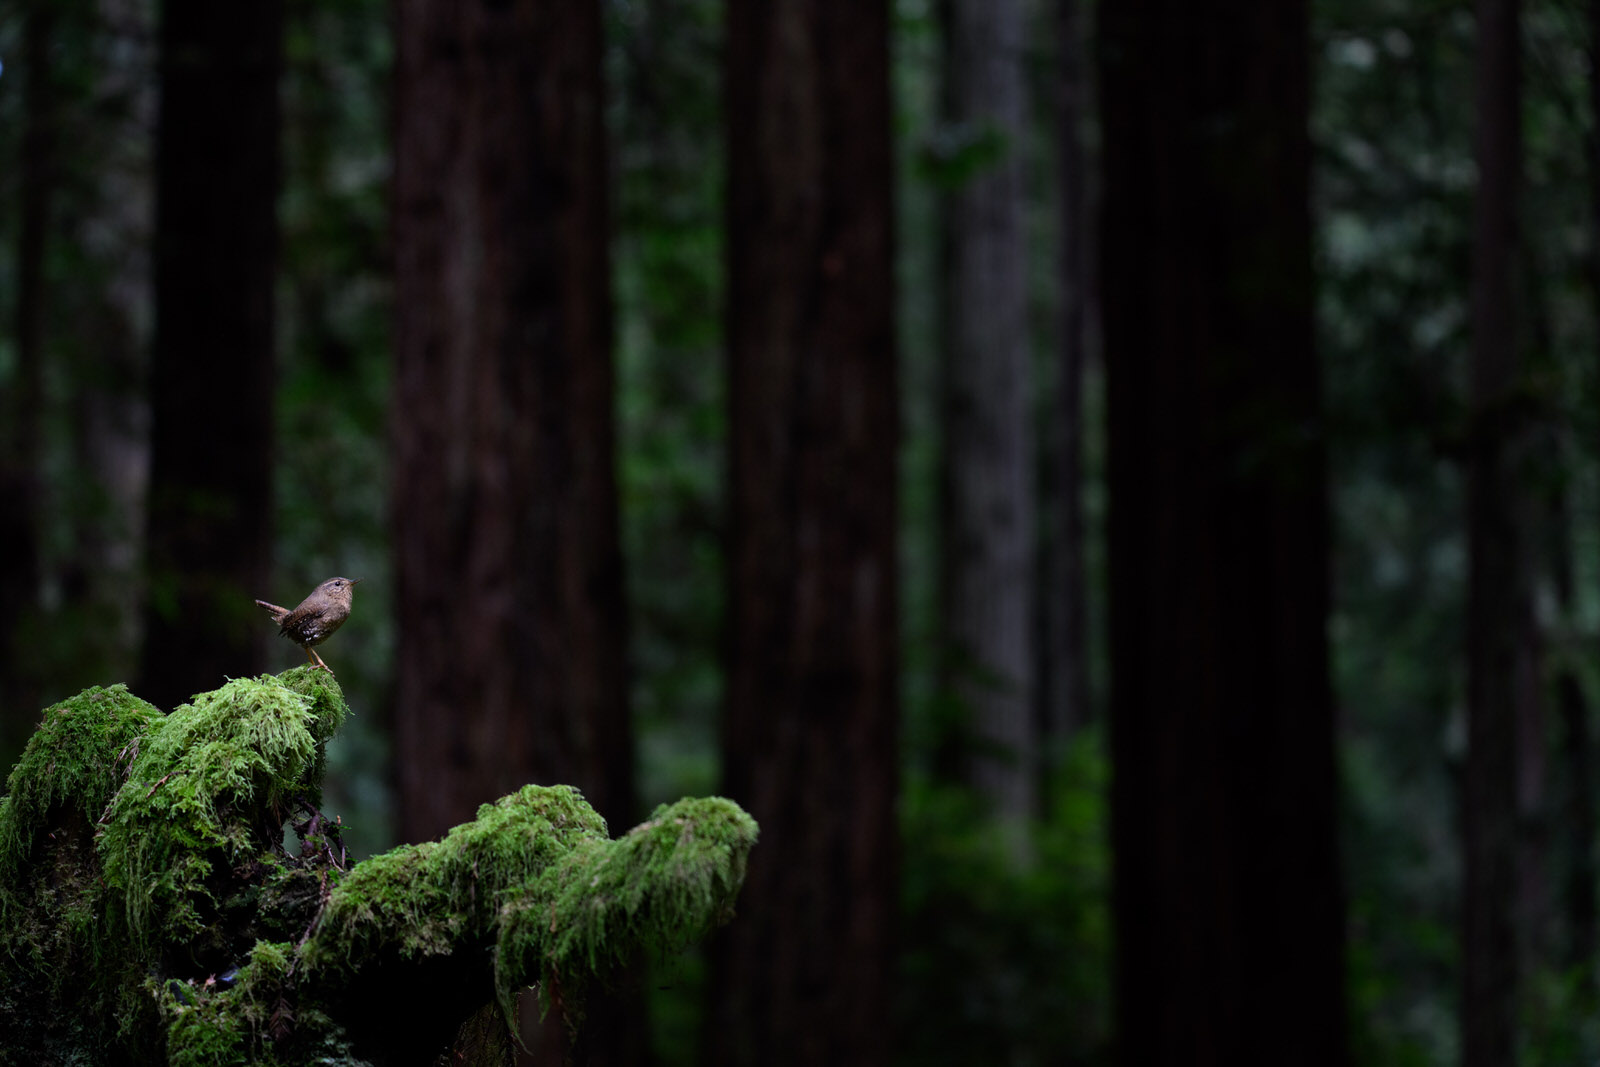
{"left": 494, "top": 796, "right": 758, "bottom": 1023}
{"left": 96, "top": 671, "right": 343, "bottom": 951}
{"left": 0, "top": 684, "right": 166, "bottom": 1059}
{"left": 301, "top": 787, "right": 760, "bottom": 1039}
{"left": 433, "top": 785, "right": 610, "bottom": 925}
{"left": 0, "top": 684, "right": 162, "bottom": 886}
{"left": 301, "top": 785, "right": 609, "bottom": 975}
{"left": 1, "top": 672, "right": 757, "bottom": 1064}
{"left": 161, "top": 978, "right": 249, "bottom": 1067}
{"left": 159, "top": 939, "right": 311, "bottom": 1066}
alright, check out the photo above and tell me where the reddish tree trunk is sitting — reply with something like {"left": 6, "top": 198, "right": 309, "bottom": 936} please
{"left": 391, "top": 0, "right": 633, "bottom": 843}
{"left": 392, "top": 5, "right": 635, "bottom": 1058}
{"left": 707, "top": 2, "right": 899, "bottom": 1064}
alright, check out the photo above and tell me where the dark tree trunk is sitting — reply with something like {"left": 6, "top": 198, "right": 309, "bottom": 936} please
{"left": 1462, "top": 0, "right": 1523, "bottom": 1063}
{"left": 706, "top": 2, "right": 898, "bottom": 1064}
{"left": 392, "top": 5, "right": 634, "bottom": 1058}
{"left": 1100, "top": 3, "right": 1345, "bottom": 1065}
{"left": 138, "top": 0, "right": 281, "bottom": 712}
{"left": 1044, "top": 0, "right": 1092, "bottom": 753}
{"left": 0, "top": 3, "right": 51, "bottom": 755}
{"left": 1570, "top": 0, "right": 1600, "bottom": 996}
{"left": 0, "top": 3, "right": 56, "bottom": 761}
{"left": 391, "top": 0, "right": 633, "bottom": 843}
{"left": 936, "top": 0, "right": 1034, "bottom": 830}
{"left": 72, "top": 0, "right": 155, "bottom": 684}
{"left": 1551, "top": 477, "right": 1594, "bottom": 987}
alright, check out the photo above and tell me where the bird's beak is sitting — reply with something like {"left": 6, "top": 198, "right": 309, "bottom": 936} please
{"left": 350, "top": 578, "right": 364, "bottom": 585}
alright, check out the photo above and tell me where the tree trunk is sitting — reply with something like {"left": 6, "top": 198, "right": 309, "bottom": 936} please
{"left": 139, "top": 0, "right": 281, "bottom": 712}
{"left": 392, "top": 6, "right": 634, "bottom": 1057}
{"left": 1570, "top": 0, "right": 1600, "bottom": 996}
{"left": 1462, "top": 0, "right": 1523, "bottom": 1063}
{"left": 71, "top": 0, "right": 155, "bottom": 684}
{"left": 0, "top": 2, "right": 51, "bottom": 757}
{"left": 1099, "top": 3, "right": 1345, "bottom": 1064}
{"left": 1551, "top": 476, "right": 1594, "bottom": 988}
{"left": 706, "top": 2, "right": 898, "bottom": 1064}
{"left": 937, "top": 0, "right": 1034, "bottom": 831}
{"left": 391, "top": 0, "right": 633, "bottom": 845}
{"left": 1044, "top": 0, "right": 1092, "bottom": 755}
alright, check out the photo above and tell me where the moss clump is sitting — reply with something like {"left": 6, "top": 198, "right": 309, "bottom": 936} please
{"left": 496, "top": 796, "right": 758, "bottom": 1022}
{"left": 300, "top": 785, "right": 608, "bottom": 977}
{"left": 161, "top": 939, "right": 357, "bottom": 1067}
{"left": 0, "top": 684, "right": 164, "bottom": 1060}
{"left": 0, "top": 671, "right": 758, "bottom": 1065}
{"left": 299, "top": 786, "right": 760, "bottom": 1043}
{"left": 0, "top": 670, "right": 352, "bottom": 1062}
{"left": 97, "top": 672, "right": 342, "bottom": 955}
{"left": 0, "top": 684, "right": 162, "bottom": 888}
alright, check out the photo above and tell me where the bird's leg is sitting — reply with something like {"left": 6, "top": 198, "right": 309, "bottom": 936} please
{"left": 303, "top": 646, "right": 318, "bottom": 668}
{"left": 310, "top": 647, "right": 335, "bottom": 675}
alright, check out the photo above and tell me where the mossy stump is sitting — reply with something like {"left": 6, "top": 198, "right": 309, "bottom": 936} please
{"left": 0, "top": 671, "right": 757, "bottom": 1066}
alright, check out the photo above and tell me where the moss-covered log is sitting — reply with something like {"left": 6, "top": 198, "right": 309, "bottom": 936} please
{"left": 0, "top": 670, "right": 757, "bottom": 1065}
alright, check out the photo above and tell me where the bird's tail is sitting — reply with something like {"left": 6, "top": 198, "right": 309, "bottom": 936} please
{"left": 254, "top": 599, "right": 289, "bottom": 624}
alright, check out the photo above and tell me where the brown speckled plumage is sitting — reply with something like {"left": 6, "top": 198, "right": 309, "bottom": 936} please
{"left": 255, "top": 577, "right": 360, "bottom": 674}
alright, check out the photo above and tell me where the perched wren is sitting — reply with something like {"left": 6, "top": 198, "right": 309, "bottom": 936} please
{"left": 255, "top": 577, "right": 360, "bottom": 674}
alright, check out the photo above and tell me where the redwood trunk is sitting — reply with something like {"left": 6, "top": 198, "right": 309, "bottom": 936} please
{"left": 391, "top": 0, "right": 632, "bottom": 841}
{"left": 707, "top": 2, "right": 899, "bottom": 1063}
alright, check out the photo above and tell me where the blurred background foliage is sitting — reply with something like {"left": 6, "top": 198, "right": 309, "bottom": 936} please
{"left": 1, "top": 0, "right": 1598, "bottom": 1063}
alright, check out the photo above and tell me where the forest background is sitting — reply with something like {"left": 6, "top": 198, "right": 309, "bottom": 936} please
{"left": 0, "top": 0, "right": 1593, "bottom": 1065}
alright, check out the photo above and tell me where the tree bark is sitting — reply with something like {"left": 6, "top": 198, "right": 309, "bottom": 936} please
{"left": 392, "top": 7, "right": 634, "bottom": 1057}
{"left": 72, "top": 0, "right": 155, "bottom": 683}
{"left": 1100, "top": 3, "right": 1345, "bottom": 1064}
{"left": 1045, "top": 0, "right": 1092, "bottom": 752}
{"left": 1570, "top": 0, "right": 1600, "bottom": 995}
{"left": 1550, "top": 477, "right": 1594, "bottom": 987}
{"left": 707, "top": 2, "right": 898, "bottom": 1064}
{"left": 139, "top": 0, "right": 282, "bottom": 712}
{"left": 391, "top": 0, "right": 633, "bottom": 843}
{"left": 1462, "top": 0, "right": 1523, "bottom": 1063}
{"left": 936, "top": 0, "right": 1034, "bottom": 830}
{"left": 0, "top": 2, "right": 51, "bottom": 758}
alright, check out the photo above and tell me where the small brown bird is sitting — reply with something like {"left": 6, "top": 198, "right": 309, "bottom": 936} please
{"left": 255, "top": 577, "right": 361, "bottom": 674}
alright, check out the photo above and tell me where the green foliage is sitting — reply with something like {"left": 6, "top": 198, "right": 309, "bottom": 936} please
{"left": 1318, "top": 1, "right": 1600, "bottom": 1061}
{"left": 0, "top": 673, "right": 757, "bottom": 1064}
{"left": 896, "top": 731, "right": 1111, "bottom": 1065}
{"left": 609, "top": 0, "right": 726, "bottom": 812}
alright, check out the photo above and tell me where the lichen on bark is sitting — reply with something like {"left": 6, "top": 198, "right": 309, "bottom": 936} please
{"left": 0, "top": 670, "right": 757, "bottom": 1065}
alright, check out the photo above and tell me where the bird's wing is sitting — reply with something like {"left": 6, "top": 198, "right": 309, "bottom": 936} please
{"left": 278, "top": 602, "right": 329, "bottom": 638}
